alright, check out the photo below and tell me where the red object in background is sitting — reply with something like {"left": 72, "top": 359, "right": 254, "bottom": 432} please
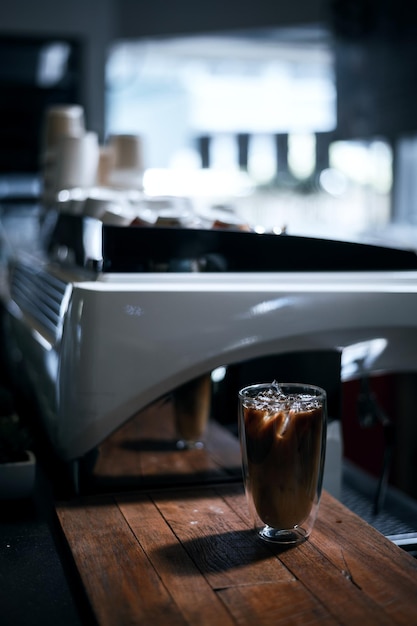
{"left": 341, "top": 374, "right": 398, "bottom": 483}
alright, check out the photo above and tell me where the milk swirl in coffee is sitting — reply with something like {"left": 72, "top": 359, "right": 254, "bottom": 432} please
{"left": 241, "top": 382, "right": 323, "bottom": 530}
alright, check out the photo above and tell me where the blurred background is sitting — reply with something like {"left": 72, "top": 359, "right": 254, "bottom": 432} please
{"left": 1, "top": 0, "right": 417, "bottom": 243}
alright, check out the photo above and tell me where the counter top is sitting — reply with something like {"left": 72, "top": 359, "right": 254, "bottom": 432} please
{"left": 56, "top": 485, "right": 417, "bottom": 625}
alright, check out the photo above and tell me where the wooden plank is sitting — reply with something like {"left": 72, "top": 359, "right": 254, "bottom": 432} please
{"left": 144, "top": 487, "right": 295, "bottom": 589}
{"left": 117, "top": 492, "right": 236, "bottom": 626}
{"left": 215, "top": 482, "right": 249, "bottom": 521}
{"left": 313, "top": 492, "right": 417, "bottom": 625}
{"left": 56, "top": 486, "right": 417, "bottom": 626}
{"left": 89, "top": 398, "right": 241, "bottom": 491}
{"left": 276, "top": 536, "right": 396, "bottom": 625}
{"left": 56, "top": 495, "right": 188, "bottom": 626}
{"left": 213, "top": 486, "right": 417, "bottom": 626}
{"left": 217, "top": 582, "right": 338, "bottom": 625}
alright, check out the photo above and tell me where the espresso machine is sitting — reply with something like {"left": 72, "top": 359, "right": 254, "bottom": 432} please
{"left": 2, "top": 211, "right": 417, "bottom": 492}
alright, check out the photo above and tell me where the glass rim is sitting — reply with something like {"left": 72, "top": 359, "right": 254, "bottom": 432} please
{"left": 238, "top": 381, "right": 326, "bottom": 405}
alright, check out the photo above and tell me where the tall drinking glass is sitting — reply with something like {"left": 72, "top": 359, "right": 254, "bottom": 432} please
{"left": 174, "top": 374, "right": 211, "bottom": 449}
{"left": 238, "top": 382, "right": 327, "bottom": 545}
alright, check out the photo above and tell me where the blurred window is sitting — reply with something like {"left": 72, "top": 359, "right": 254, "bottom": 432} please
{"left": 105, "top": 30, "right": 394, "bottom": 240}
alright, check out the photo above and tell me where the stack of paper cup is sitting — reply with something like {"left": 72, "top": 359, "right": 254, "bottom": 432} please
{"left": 41, "top": 104, "right": 101, "bottom": 209}
{"left": 95, "top": 145, "right": 116, "bottom": 187}
{"left": 54, "top": 132, "right": 99, "bottom": 192}
{"left": 107, "top": 134, "right": 144, "bottom": 189}
{"left": 41, "top": 105, "right": 86, "bottom": 204}
{"left": 42, "top": 105, "right": 85, "bottom": 155}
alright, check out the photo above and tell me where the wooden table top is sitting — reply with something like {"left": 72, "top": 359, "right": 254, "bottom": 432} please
{"left": 56, "top": 483, "right": 417, "bottom": 626}
{"left": 82, "top": 398, "right": 242, "bottom": 493}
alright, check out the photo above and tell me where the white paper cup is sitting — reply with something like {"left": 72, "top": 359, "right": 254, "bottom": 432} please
{"left": 54, "top": 132, "right": 99, "bottom": 191}
{"left": 41, "top": 104, "right": 85, "bottom": 158}
{"left": 108, "top": 134, "right": 144, "bottom": 171}
{"left": 96, "top": 145, "right": 116, "bottom": 186}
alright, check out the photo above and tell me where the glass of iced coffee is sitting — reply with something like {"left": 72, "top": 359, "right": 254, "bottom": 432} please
{"left": 173, "top": 374, "right": 211, "bottom": 449}
{"left": 238, "top": 381, "right": 327, "bottom": 545}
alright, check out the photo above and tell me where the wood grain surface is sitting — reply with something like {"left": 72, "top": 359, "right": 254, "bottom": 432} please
{"left": 56, "top": 486, "right": 417, "bottom": 626}
{"left": 85, "top": 398, "right": 241, "bottom": 493}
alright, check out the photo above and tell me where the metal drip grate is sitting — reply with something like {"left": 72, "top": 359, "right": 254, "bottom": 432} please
{"left": 341, "top": 460, "right": 417, "bottom": 555}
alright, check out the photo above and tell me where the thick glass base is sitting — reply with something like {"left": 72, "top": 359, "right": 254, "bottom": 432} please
{"left": 258, "top": 525, "right": 308, "bottom": 545}
{"left": 176, "top": 439, "right": 205, "bottom": 450}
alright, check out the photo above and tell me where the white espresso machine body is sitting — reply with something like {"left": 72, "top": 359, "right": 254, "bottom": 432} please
{"left": 6, "top": 264, "right": 417, "bottom": 462}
